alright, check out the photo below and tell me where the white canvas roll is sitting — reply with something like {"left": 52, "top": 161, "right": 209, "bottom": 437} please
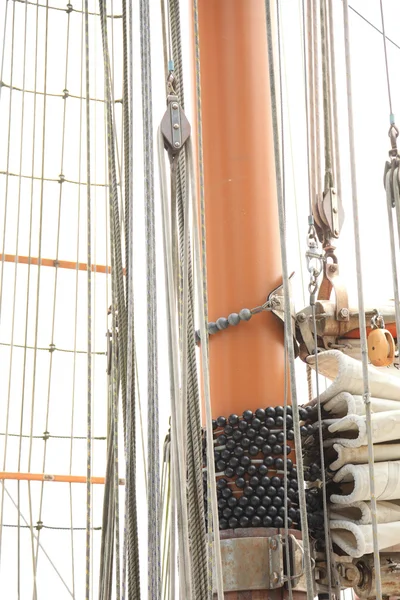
{"left": 324, "top": 392, "right": 400, "bottom": 418}
{"left": 330, "top": 520, "right": 400, "bottom": 558}
{"left": 306, "top": 349, "right": 400, "bottom": 403}
{"left": 331, "top": 461, "right": 400, "bottom": 504}
{"left": 327, "top": 410, "right": 400, "bottom": 448}
{"left": 330, "top": 500, "right": 400, "bottom": 525}
{"left": 330, "top": 443, "right": 400, "bottom": 471}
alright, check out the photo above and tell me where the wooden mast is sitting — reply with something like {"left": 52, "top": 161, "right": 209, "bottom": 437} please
{"left": 195, "top": 0, "right": 285, "bottom": 417}
{"left": 193, "top": 1, "right": 303, "bottom": 598}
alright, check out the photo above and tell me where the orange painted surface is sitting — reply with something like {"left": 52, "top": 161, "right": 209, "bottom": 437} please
{"left": 196, "top": 0, "right": 285, "bottom": 418}
{"left": 344, "top": 323, "right": 397, "bottom": 339}
{"left": 0, "top": 472, "right": 125, "bottom": 485}
{"left": 0, "top": 253, "right": 116, "bottom": 274}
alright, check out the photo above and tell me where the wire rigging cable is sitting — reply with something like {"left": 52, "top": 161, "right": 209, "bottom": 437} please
{"left": 342, "top": 2, "right": 382, "bottom": 598}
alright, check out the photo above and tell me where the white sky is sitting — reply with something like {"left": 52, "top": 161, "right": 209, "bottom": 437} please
{"left": 0, "top": 0, "right": 400, "bottom": 598}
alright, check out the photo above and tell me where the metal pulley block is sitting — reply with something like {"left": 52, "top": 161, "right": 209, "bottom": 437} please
{"left": 160, "top": 94, "right": 191, "bottom": 158}
{"left": 320, "top": 187, "right": 344, "bottom": 239}
{"left": 367, "top": 311, "right": 395, "bottom": 367}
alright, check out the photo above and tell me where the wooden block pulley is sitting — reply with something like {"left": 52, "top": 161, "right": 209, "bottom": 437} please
{"left": 367, "top": 328, "right": 395, "bottom": 367}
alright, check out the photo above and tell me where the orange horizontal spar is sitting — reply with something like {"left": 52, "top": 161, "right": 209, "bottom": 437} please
{"left": 0, "top": 472, "right": 125, "bottom": 485}
{"left": 343, "top": 323, "right": 397, "bottom": 340}
{"left": 0, "top": 253, "right": 126, "bottom": 275}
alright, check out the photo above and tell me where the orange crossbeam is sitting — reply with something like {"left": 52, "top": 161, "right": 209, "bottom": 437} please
{"left": 0, "top": 472, "right": 125, "bottom": 485}
{"left": 0, "top": 253, "right": 119, "bottom": 275}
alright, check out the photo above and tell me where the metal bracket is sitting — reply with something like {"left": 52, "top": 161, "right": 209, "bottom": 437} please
{"left": 268, "top": 273, "right": 299, "bottom": 358}
{"left": 215, "top": 534, "right": 284, "bottom": 592}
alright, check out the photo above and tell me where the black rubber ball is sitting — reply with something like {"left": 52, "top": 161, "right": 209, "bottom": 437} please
{"left": 274, "top": 516, "right": 284, "bottom": 528}
{"left": 221, "top": 487, "right": 232, "bottom": 499}
{"left": 266, "top": 417, "right": 275, "bottom": 428}
{"left": 221, "top": 449, "right": 231, "bottom": 461}
{"left": 228, "top": 496, "right": 237, "bottom": 508}
{"left": 275, "top": 406, "right": 284, "bottom": 417}
{"left": 222, "top": 507, "right": 232, "bottom": 518}
{"left": 216, "top": 460, "right": 226, "bottom": 472}
{"left": 238, "top": 496, "right": 249, "bottom": 507}
{"left": 241, "top": 437, "right": 251, "bottom": 448}
{"left": 259, "top": 426, "right": 269, "bottom": 438}
{"left": 261, "top": 476, "right": 270, "bottom": 488}
{"left": 219, "top": 518, "right": 229, "bottom": 530}
{"left": 247, "top": 464, "right": 258, "bottom": 476}
{"left": 274, "top": 458, "right": 284, "bottom": 470}
{"left": 238, "top": 419, "right": 248, "bottom": 432}
{"left": 263, "top": 515, "right": 273, "bottom": 527}
{"left": 251, "top": 418, "right": 262, "bottom": 430}
{"left": 234, "top": 446, "right": 244, "bottom": 457}
{"left": 287, "top": 429, "right": 294, "bottom": 440}
{"left": 228, "top": 457, "right": 239, "bottom": 468}
{"left": 243, "top": 410, "right": 253, "bottom": 421}
{"left": 224, "top": 424, "right": 234, "bottom": 436}
{"left": 251, "top": 516, "right": 262, "bottom": 527}
{"left": 273, "top": 496, "right": 283, "bottom": 508}
{"left": 249, "top": 445, "right": 259, "bottom": 456}
{"left": 240, "top": 455, "right": 251, "bottom": 467}
{"left": 261, "top": 495, "right": 272, "bottom": 507}
{"left": 228, "top": 414, "right": 240, "bottom": 426}
{"left": 267, "top": 486, "right": 277, "bottom": 497}
{"left": 233, "top": 506, "right": 243, "bottom": 518}
{"left": 212, "top": 419, "right": 218, "bottom": 430}
{"left": 271, "top": 476, "right": 281, "bottom": 488}
{"left": 249, "top": 476, "right": 260, "bottom": 487}
{"left": 232, "top": 430, "right": 243, "bottom": 442}
{"left": 217, "top": 434, "right": 227, "bottom": 446}
{"left": 250, "top": 495, "right": 261, "bottom": 507}
{"left": 255, "top": 435, "right": 264, "bottom": 447}
{"left": 224, "top": 467, "right": 235, "bottom": 478}
{"left": 256, "top": 486, "right": 266, "bottom": 497}
{"left": 240, "top": 516, "right": 250, "bottom": 528}
{"left": 228, "top": 517, "right": 239, "bottom": 529}
{"left": 217, "top": 478, "right": 227, "bottom": 489}
{"left": 275, "top": 416, "right": 284, "bottom": 428}
{"left": 235, "top": 477, "right": 246, "bottom": 489}
{"left": 273, "top": 444, "right": 283, "bottom": 455}
{"left": 289, "top": 507, "right": 297, "bottom": 521}
{"left": 217, "top": 416, "right": 227, "bottom": 428}
{"left": 245, "top": 506, "right": 255, "bottom": 517}
{"left": 300, "top": 426, "right": 308, "bottom": 437}
{"left": 286, "top": 415, "right": 293, "bottom": 427}
{"left": 243, "top": 486, "right": 254, "bottom": 497}
{"left": 258, "top": 464, "right": 268, "bottom": 476}
{"left": 268, "top": 434, "right": 277, "bottom": 445}
{"left": 268, "top": 505, "right": 278, "bottom": 518}
{"left": 218, "top": 498, "right": 226, "bottom": 509}
{"left": 286, "top": 459, "right": 294, "bottom": 472}
{"left": 266, "top": 407, "right": 276, "bottom": 418}
{"left": 299, "top": 407, "right": 308, "bottom": 420}
{"left": 256, "top": 505, "right": 267, "bottom": 517}
{"left": 262, "top": 444, "right": 272, "bottom": 456}
{"left": 277, "top": 432, "right": 285, "bottom": 443}
{"left": 264, "top": 456, "right": 274, "bottom": 467}
{"left": 255, "top": 408, "right": 266, "bottom": 421}
{"left": 247, "top": 427, "right": 256, "bottom": 439}
{"left": 226, "top": 439, "right": 236, "bottom": 451}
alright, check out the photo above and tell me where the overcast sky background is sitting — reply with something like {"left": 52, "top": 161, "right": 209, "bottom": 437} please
{"left": 0, "top": 0, "right": 400, "bottom": 598}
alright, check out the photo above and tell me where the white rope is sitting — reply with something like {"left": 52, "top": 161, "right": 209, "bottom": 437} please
{"left": 157, "top": 128, "right": 192, "bottom": 600}
{"left": 342, "top": 2, "right": 382, "bottom": 598}
{"left": 187, "top": 140, "right": 224, "bottom": 600}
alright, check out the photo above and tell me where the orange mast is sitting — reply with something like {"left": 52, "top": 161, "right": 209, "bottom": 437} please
{"left": 196, "top": 0, "right": 285, "bottom": 418}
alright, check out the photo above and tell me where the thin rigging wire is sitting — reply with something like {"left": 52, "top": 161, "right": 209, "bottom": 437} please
{"left": 379, "top": 0, "right": 393, "bottom": 119}
{"left": 349, "top": 4, "right": 400, "bottom": 53}
{"left": 33, "top": 4, "right": 73, "bottom": 585}
{"left": 84, "top": 0, "right": 93, "bottom": 597}
{"left": 342, "top": 2, "right": 382, "bottom": 598}
{"left": 265, "top": 2, "right": 315, "bottom": 598}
